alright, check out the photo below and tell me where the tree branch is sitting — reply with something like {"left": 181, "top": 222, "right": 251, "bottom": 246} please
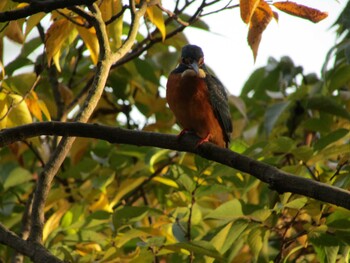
{"left": 0, "top": 223, "right": 63, "bottom": 263}
{"left": 0, "top": 0, "right": 97, "bottom": 22}
{"left": 1, "top": 121, "right": 349, "bottom": 210}
{"left": 27, "top": 3, "right": 114, "bottom": 244}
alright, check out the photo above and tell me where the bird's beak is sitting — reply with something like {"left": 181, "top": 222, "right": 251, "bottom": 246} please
{"left": 190, "top": 61, "right": 200, "bottom": 75}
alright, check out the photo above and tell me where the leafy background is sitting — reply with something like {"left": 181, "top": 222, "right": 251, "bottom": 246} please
{"left": 0, "top": 0, "right": 349, "bottom": 262}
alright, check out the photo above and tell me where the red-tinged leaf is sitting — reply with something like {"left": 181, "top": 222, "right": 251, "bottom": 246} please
{"left": 273, "top": 1, "right": 328, "bottom": 23}
{"left": 240, "top": 0, "right": 260, "bottom": 24}
{"left": 248, "top": 0, "right": 273, "bottom": 61}
{"left": 25, "top": 97, "right": 42, "bottom": 121}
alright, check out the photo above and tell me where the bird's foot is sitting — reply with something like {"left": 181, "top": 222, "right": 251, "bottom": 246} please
{"left": 196, "top": 133, "right": 211, "bottom": 147}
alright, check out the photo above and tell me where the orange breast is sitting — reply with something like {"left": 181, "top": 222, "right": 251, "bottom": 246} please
{"left": 166, "top": 73, "right": 226, "bottom": 147}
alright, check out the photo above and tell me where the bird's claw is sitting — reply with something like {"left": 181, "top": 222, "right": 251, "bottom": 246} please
{"left": 195, "top": 133, "right": 211, "bottom": 147}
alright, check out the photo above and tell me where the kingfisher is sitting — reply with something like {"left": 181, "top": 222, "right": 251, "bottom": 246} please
{"left": 166, "top": 44, "right": 232, "bottom": 148}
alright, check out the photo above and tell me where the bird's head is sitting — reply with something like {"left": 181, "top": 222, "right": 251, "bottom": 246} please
{"left": 180, "top": 45, "right": 206, "bottom": 78}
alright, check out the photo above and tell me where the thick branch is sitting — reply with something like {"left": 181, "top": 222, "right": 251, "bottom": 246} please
{"left": 1, "top": 121, "right": 349, "bottom": 210}
{"left": 0, "top": 223, "right": 62, "bottom": 263}
{"left": 0, "top": 0, "right": 97, "bottom": 22}
{"left": 28, "top": 3, "right": 114, "bottom": 244}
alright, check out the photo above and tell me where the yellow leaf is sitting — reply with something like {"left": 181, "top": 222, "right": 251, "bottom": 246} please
{"left": 89, "top": 192, "right": 113, "bottom": 212}
{"left": 43, "top": 200, "right": 70, "bottom": 242}
{"left": 0, "top": 94, "right": 9, "bottom": 129}
{"left": 273, "top": 1, "right": 328, "bottom": 23}
{"left": 240, "top": 0, "right": 260, "bottom": 24}
{"left": 0, "top": 60, "right": 4, "bottom": 81}
{"left": 146, "top": 5, "right": 166, "bottom": 41}
{"left": 6, "top": 94, "right": 32, "bottom": 127}
{"left": 152, "top": 176, "right": 179, "bottom": 188}
{"left": 25, "top": 97, "right": 42, "bottom": 121}
{"left": 37, "top": 100, "right": 51, "bottom": 121}
{"left": 108, "top": 0, "right": 123, "bottom": 49}
{"left": 248, "top": 0, "right": 273, "bottom": 61}
{"left": 45, "top": 19, "right": 74, "bottom": 71}
{"left": 5, "top": 21, "right": 24, "bottom": 44}
{"left": 75, "top": 20, "right": 99, "bottom": 65}
{"left": 110, "top": 177, "right": 146, "bottom": 208}
{"left": 25, "top": 12, "right": 46, "bottom": 37}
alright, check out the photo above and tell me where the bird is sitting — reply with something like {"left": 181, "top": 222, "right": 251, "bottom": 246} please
{"left": 166, "top": 44, "right": 232, "bottom": 148}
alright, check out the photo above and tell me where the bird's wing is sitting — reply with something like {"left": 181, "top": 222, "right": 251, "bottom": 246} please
{"left": 205, "top": 73, "right": 233, "bottom": 144}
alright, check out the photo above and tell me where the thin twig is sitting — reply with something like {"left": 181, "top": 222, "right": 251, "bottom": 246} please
{"left": 0, "top": 75, "right": 41, "bottom": 121}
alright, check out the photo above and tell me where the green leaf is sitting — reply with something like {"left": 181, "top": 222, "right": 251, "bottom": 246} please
{"left": 310, "top": 144, "right": 350, "bottom": 164}
{"left": 221, "top": 219, "right": 249, "bottom": 253}
{"left": 291, "top": 146, "right": 314, "bottom": 162}
{"left": 284, "top": 197, "right": 308, "bottom": 209}
{"left": 267, "top": 136, "right": 295, "bottom": 153}
{"left": 247, "top": 227, "right": 264, "bottom": 261}
{"left": 61, "top": 211, "right": 73, "bottom": 228}
{"left": 314, "top": 128, "right": 349, "bottom": 151}
{"left": 205, "top": 199, "right": 243, "bottom": 220}
{"left": 165, "top": 241, "right": 223, "bottom": 260}
{"left": 302, "top": 117, "right": 332, "bottom": 133}
{"left": 195, "top": 184, "right": 231, "bottom": 198}
{"left": 145, "top": 148, "right": 170, "bottom": 173}
{"left": 306, "top": 96, "right": 350, "bottom": 120}
{"left": 172, "top": 221, "right": 188, "bottom": 242}
{"left": 134, "top": 58, "right": 159, "bottom": 85}
{"left": 264, "top": 101, "right": 291, "bottom": 135}
{"left": 328, "top": 64, "right": 350, "bottom": 92}
{"left": 3, "top": 166, "right": 33, "bottom": 190}
{"left": 176, "top": 173, "right": 195, "bottom": 193}
{"left": 113, "top": 206, "right": 150, "bottom": 230}
{"left": 209, "top": 222, "right": 233, "bottom": 257}
{"left": 241, "top": 67, "right": 265, "bottom": 98}
{"left": 310, "top": 233, "right": 340, "bottom": 263}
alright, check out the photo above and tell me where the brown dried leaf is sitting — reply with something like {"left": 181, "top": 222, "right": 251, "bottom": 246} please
{"left": 273, "top": 1, "right": 328, "bottom": 23}
{"left": 248, "top": 0, "right": 273, "bottom": 61}
{"left": 240, "top": 0, "right": 260, "bottom": 24}
{"left": 5, "top": 21, "right": 24, "bottom": 44}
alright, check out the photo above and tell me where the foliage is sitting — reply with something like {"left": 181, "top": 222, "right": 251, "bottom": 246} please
{"left": 0, "top": 0, "right": 348, "bottom": 263}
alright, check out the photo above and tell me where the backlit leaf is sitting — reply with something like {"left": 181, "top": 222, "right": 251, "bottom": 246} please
{"left": 247, "top": 227, "right": 264, "bottom": 260}
{"left": 75, "top": 20, "right": 99, "bottom": 65}
{"left": 248, "top": 0, "right": 273, "bottom": 61}
{"left": 45, "top": 19, "right": 74, "bottom": 71}
{"left": 240, "top": 0, "right": 260, "bottom": 24}
{"left": 3, "top": 167, "right": 32, "bottom": 189}
{"left": 314, "top": 129, "right": 349, "bottom": 151}
{"left": 5, "top": 94, "right": 33, "bottom": 128}
{"left": 146, "top": 5, "right": 166, "bottom": 41}
{"left": 205, "top": 199, "right": 243, "bottom": 220}
{"left": 5, "top": 21, "right": 24, "bottom": 44}
{"left": 273, "top": 2, "right": 328, "bottom": 23}
{"left": 100, "top": 0, "right": 123, "bottom": 49}
{"left": 25, "top": 12, "right": 46, "bottom": 37}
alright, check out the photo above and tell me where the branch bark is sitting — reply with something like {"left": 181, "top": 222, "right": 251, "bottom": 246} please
{"left": 0, "top": 0, "right": 97, "bottom": 22}
{"left": 0, "top": 223, "right": 63, "bottom": 263}
{"left": 1, "top": 121, "right": 349, "bottom": 210}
